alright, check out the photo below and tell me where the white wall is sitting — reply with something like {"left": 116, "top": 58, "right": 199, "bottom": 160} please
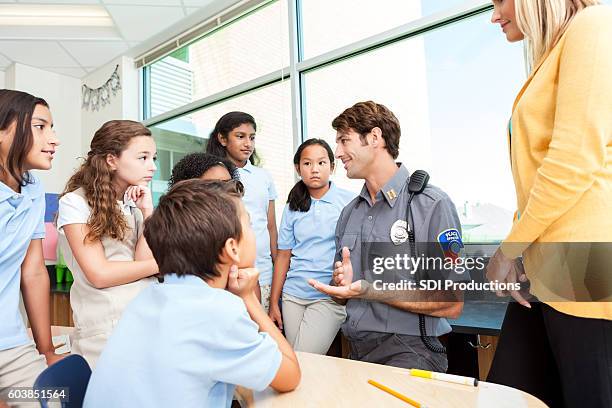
{"left": 81, "top": 56, "right": 139, "bottom": 152}
{"left": 4, "top": 63, "right": 81, "bottom": 193}
{"left": 0, "top": 57, "right": 140, "bottom": 192}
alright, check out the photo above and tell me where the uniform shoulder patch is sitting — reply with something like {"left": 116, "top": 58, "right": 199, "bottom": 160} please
{"left": 437, "top": 228, "right": 464, "bottom": 261}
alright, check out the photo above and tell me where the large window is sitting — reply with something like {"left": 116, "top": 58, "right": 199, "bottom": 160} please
{"left": 303, "top": 12, "right": 525, "bottom": 242}
{"left": 151, "top": 80, "right": 294, "bottom": 218}
{"left": 299, "top": 0, "right": 467, "bottom": 59}
{"left": 144, "top": 0, "right": 533, "bottom": 244}
{"left": 148, "top": 0, "right": 289, "bottom": 117}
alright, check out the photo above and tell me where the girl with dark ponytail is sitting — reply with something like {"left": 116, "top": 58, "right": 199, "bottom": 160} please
{"left": 269, "top": 138, "right": 355, "bottom": 354}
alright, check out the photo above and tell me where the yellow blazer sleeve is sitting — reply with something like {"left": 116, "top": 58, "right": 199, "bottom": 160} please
{"left": 502, "top": 9, "right": 612, "bottom": 257}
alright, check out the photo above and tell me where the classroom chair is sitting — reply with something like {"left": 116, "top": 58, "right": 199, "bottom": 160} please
{"left": 33, "top": 355, "right": 91, "bottom": 408}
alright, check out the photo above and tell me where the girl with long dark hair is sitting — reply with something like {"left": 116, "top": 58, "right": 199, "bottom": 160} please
{"left": 206, "top": 112, "right": 278, "bottom": 312}
{"left": 0, "top": 89, "right": 62, "bottom": 394}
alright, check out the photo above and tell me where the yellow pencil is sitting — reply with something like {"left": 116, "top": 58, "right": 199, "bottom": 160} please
{"left": 368, "top": 379, "right": 426, "bottom": 408}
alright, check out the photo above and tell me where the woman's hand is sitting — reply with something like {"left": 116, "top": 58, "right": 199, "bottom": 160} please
{"left": 125, "top": 185, "right": 154, "bottom": 217}
{"left": 486, "top": 247, "right": 531, "bottom": 308}
{"left": 486, "top": 247, "right": 513, "bottom": 285}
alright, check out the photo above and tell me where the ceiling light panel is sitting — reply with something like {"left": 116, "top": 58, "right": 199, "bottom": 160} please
{"left": 0, "top": 5, "right": 113, "bottom": 27}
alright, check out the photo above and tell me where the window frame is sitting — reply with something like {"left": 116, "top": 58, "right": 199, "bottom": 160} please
{"left": 141, "top": 0, "right": 524, "bottom": 248}
{"left": 143, "top": 0, "right": 494, "bottom": 133}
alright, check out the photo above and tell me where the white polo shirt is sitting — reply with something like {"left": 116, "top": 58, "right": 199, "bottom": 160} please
{"left": 56, "top": 187, "right": 154, "bottom": 367}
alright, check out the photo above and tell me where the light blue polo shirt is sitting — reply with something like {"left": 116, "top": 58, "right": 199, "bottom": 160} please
{"left": 278, "top": 182, "right": 356, "bottom": 300}
{"left": 84, "top": 274, "right": 282, "bottom": 408}
{"left": 237, "top": 161, "right": 277, "bottom": 285}
{"left": 0, "top": 175, "right": 46, "bottom": 351}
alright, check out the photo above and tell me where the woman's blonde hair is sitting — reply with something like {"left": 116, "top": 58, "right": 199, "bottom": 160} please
{"left": 61, "top": 120, "right": 152, "bottom": 243}
{"left": 514, "top": 0, "right": 601, "bottom": 70}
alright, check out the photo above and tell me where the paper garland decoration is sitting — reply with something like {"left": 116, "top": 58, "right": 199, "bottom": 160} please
{"left": 82, "top": 64, "right": 121, "bottom": 111}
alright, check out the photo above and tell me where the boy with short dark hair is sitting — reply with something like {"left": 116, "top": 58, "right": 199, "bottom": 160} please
{"left": 83, "top": 179, "right": 301, "bottom": 408}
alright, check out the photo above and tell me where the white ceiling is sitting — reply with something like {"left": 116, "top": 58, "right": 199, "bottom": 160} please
{"left": 0, "top": 0, "right": 217, "bottom": 78}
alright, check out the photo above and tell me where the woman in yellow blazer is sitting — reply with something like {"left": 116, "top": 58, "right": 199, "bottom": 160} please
{"left": 485, "top": 1, "right": 612, "bottom": 407}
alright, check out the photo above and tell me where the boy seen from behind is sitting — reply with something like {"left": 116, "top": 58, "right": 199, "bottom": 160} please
{"left": 84, "top": 179, "right": 301, "bottom": 408}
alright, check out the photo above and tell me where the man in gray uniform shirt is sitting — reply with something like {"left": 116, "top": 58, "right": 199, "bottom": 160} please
{"left": 310, "top": 101, "right": 465, "bottom": 372}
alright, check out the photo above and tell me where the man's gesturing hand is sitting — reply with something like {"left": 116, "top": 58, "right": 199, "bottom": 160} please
{"left": 309, "top": 247, "right": 364, "bottom": 299}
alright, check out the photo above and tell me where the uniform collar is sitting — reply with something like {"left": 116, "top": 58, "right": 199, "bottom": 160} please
{"left": 120, "top": 197, "right": 137, "bottom": 210}
{"left": 381, "top": 164, "right": 409, "bottom": 208}
{"left": 118, "top": 192, "right": 138, "bottom": 214}
{"left": 0, "top": 175, "right": 41, "bottom": 203}
{"left": 315, "top": 181, "right": 338, "bottom": 204}
{"left": 240, "top": 160, "right": 254, "bottom": 173}
{"left": 358, "top": 163, "right": 409, "bottom": 208}
{"left": 0, "top": 181, "right": 15, "bottom": 203}
{"left": 162, "top": 273, "right": 208, "bottom": 287}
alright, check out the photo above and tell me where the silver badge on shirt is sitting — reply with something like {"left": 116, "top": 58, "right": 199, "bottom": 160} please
{"left": 390, "top": 219, "right": 409, "bottom": 245}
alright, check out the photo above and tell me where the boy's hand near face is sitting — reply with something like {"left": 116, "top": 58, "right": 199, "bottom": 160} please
{"left": 227, "top": 265, "right": 259, "bottom": 299}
